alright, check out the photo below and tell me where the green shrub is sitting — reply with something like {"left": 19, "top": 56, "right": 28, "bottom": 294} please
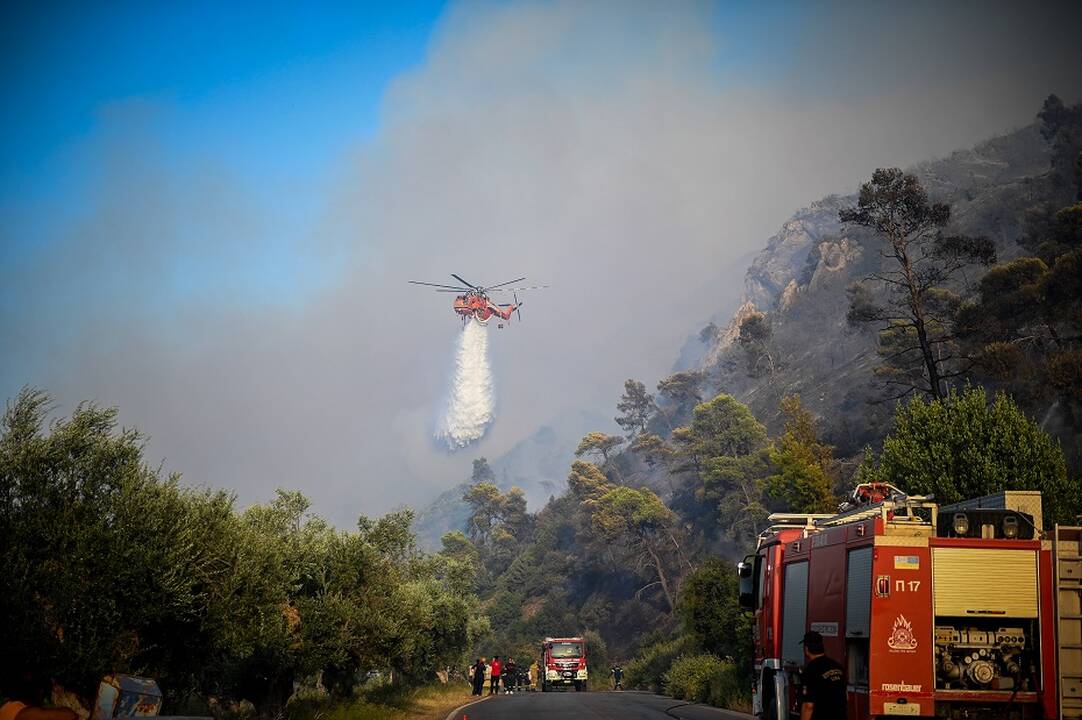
{"left": 707, "top": 662, "right": 752, "bottom": 713}
{"left": 661, "top": 654, "right": 751, "bottom": 711}
{"left": 583, "top": 629, "right": 610, "bottom": 691}
{"left": 623, "top": 636, "right": 689, "bottom": 692}
{"left": 664, "top": 654, "right": 721, "bottom": 702}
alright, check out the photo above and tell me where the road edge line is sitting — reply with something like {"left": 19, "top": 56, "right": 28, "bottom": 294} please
{"left": 664, "top": 701, "right": 694, "bottom": 718}
{"left": 444, "top": 694, "right": 491, "bottom": 720}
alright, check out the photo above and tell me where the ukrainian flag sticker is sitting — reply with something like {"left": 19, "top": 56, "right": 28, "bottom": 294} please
{"left": 894, "top": 555, "right": 920, "bottom": 570}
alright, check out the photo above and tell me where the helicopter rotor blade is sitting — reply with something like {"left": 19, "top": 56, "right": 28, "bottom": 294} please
{"left": 451, "top": 274, "right": 479, "bottom": 289}
{"left": 484, "top": 276, "right": 527, "bottom": 291}
{"left": 488, "top": 285, "right": 549, "bottom": 292}
{"left": 409, "top": 280, "right": 471, "bottom": 290}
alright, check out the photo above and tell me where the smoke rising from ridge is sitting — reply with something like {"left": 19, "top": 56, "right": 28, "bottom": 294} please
{"left": 437, "top": 319, "right": 495, "bottom": 449}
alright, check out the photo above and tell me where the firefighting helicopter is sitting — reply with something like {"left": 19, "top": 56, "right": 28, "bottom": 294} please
{"left": 408, "top": 274, "right": 548, "bottom": 328}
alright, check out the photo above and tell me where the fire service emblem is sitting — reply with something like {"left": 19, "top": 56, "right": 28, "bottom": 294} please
{"left": 887, "top": 614, "right": 918, "bottom": 652}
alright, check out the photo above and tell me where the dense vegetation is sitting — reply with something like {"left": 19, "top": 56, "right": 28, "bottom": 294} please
{"left": 0, "top": 388, "right": 485, "bottom": 715}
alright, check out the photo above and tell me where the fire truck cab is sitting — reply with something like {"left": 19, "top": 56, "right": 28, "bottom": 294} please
{"left": 738, "top": 484, "right": 1081, "bottom": 719}
{"left": 540, "top": 636, "right": 589, "bottom": 692}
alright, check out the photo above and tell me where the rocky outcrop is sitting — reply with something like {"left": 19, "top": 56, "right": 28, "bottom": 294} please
{"left": 808, "top": 237, "right": 860, "bottom": 289}
{"left": 741, "top": 196, "right": 850, "bottom": 311}
{"left": 706, "top": 299, "right": 760, "bottom": 365}
{"left": 777, "top": 279, "right": 799, "bottom": 311}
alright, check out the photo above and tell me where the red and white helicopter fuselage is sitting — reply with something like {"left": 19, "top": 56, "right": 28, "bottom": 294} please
{"left": 409, "top": 273, "right": 546, "bottom": 329}
{"left": 452, "top": 290, "right": 517, "bottom": 324}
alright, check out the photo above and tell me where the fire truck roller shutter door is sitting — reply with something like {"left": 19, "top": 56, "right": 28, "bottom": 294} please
{"left": 932, "top": 548, "right": 1038, "bottom": 617}
{"left": 782, "top": 561, "right": 809, "bottom": 667}
{"left": 846, "top": 547, "right": 873, "bottom": 637}
{"left": 846, "top": 547, "right": 873, "bottom": 691}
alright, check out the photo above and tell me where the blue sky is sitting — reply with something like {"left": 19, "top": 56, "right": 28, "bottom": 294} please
{"left": 1, "top": 1, "right": 445, "bottom": 177}
{"left": 1, "top": 1, "right": 447, "bottom": 301}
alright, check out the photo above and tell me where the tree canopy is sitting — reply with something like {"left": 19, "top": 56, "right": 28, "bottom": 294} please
{"left": 592, "top": 486, "right": 681, "bottom": 611}
{"left": 616, "top": 379, "right": 654, "bottom": 438}
{"left": 677, "top": 558, "right": 752, "bottom": 665}
{"left": 575, "top": 431, "right": 625, "bottom": 465}
{"left": 0, "top": 388, "right": 482, "bottom": 708}
{"left": 860, "top": 386, "right": 1077, "bottom": 525}
{"left": 840, "top": 168, "right": 995, "bottom": 399}
{"left": 764, "top": 396, "right": 838, "bottom": 513}
{"left": 672, "top": 394, "right": 768, "bottom": 470}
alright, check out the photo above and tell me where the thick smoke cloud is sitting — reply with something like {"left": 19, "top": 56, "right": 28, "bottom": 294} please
{"left": 3, "top": 1, "right": 1081, "bottom": 524}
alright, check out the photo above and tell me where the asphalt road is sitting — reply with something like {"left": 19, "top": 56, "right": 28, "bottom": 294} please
{"left": 448, "top": 690, "right": 753, "bottom": 720}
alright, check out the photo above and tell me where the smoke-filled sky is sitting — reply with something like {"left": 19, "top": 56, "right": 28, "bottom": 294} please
{"left": 3, "top": 1, "right": 1082, "bottom": 525}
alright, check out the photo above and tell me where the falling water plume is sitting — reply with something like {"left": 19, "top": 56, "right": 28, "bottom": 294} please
{"left": 437, "top": 319, "right": 494, "bottom": 449}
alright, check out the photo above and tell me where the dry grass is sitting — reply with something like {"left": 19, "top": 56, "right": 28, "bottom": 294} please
{"left": 285, "top": 683, "right": 478, "bottom": 720}
{"left": 403, "top": 684, "right": 478, "bottom": 720}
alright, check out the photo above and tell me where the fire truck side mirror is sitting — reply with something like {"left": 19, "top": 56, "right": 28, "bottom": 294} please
{"left": 738, "top": 556, "right": 757, "bottom": 611}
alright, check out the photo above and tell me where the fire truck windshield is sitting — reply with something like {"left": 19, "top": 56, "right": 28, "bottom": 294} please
{"left": 549, "top": 642, "right": 582, "bottom": 658}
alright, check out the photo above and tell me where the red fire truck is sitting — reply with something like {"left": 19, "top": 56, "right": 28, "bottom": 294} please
{"left": 737, "top": 484, "right": 1081, "bottom": 719}
{"left": 540, "top": 636, "right": 589, "bottom": 691}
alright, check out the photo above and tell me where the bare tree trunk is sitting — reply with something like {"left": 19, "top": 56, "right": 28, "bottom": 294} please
{"left": 645, "top": 544, "right": 675, "bottom": 612}
{"left": 898, "top": 240, "right": 944, "bottom": 399}
{"left": 668, "top": 530, "right": 693, "bottom": 570}
{"left": 914, "top": 314, "right": 943, "bottom": 399}
{"left": 1046, "top": 318, "right": 1063, "bottom": 348}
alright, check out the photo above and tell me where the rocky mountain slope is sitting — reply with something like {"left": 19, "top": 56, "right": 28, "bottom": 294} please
{"left": 702, "top": 121, "right": 1054, "bottom": 454}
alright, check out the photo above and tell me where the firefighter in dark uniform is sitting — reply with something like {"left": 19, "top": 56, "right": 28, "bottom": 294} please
{"left": 799, "top": 631, "right": 847, "bottom": 720}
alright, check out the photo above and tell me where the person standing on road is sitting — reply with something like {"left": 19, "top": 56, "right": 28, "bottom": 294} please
{"left": 799, "top": 631, "right": 847, "bottom": 720}
{"left": 489, "top": 655, "right": 502, "bottom": 695}
{"left": 471, "top": 658, "right": 487, "bottom": 696}
{"left": 611, "top": 665, "right": 623, "bottom": 690}
{"left": 503, "top": 658, "right": 517, "bottom": 694}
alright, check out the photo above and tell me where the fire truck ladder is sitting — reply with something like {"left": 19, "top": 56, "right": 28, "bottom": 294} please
{"left": 1057, "top": 524, "right": 1082, "bottom": 719}
{"left": 815, "top": 493, "right": 937, "bottom": 528}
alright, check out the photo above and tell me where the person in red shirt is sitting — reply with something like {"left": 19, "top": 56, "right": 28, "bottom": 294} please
{"left": 488, "top": 656, "right": 502, "bottom": 695}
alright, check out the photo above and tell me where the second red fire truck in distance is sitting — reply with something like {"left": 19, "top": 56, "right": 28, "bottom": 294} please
{"left": 540, "top": 636, "right": 589, "bottom": 692}
{"left": 738, "top": 483, "right": 1081, "bottom": 719}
